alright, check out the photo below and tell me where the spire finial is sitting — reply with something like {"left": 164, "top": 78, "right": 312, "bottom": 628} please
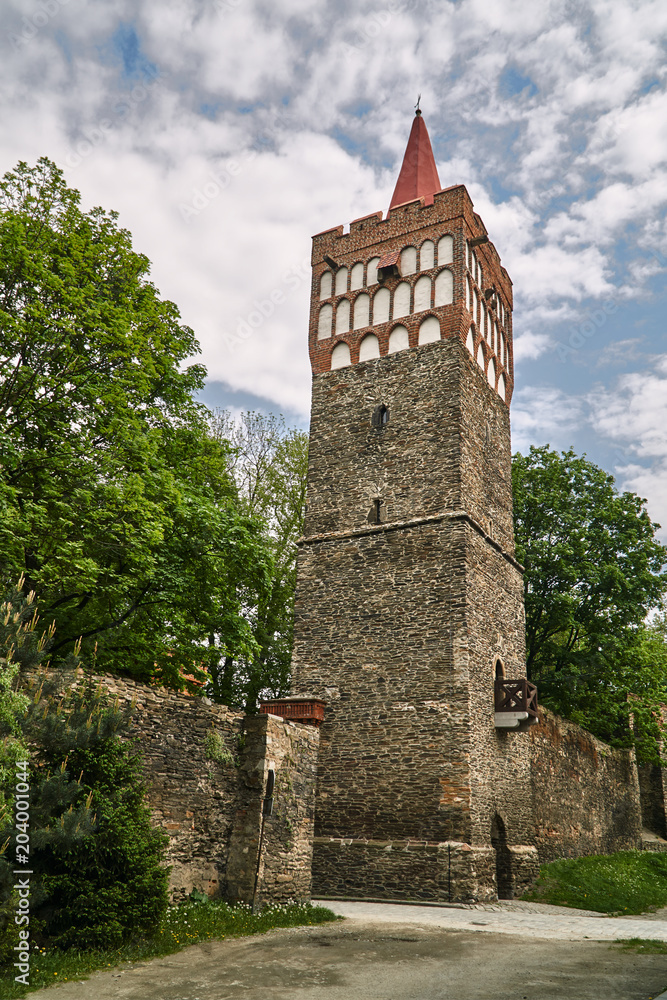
{"left": 415, "top": 94, "right": 422, "bottom": 116}
{"left": 388, "top": 107, "right": 441, "bottom": 211}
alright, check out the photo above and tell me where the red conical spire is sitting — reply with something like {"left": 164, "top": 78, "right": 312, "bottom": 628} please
{"left": 389, "top": 110, "right": 441, "bottom": 211}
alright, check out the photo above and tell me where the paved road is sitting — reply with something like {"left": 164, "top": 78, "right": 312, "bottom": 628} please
{"left": 28, "top": 900, "right": 667, "bottom": 1000}
{"left": 315, "top": 898, "right": 667, "bottom": 942}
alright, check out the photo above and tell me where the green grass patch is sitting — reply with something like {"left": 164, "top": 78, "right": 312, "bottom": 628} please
{"left": 0, "top": 900, "right": 340, "bottom": 997}
{"left": 522, "top": 850, "right": 667, "bottom": 914}
{"left": 611, "top": 938, "right": 667, "bottom": 954}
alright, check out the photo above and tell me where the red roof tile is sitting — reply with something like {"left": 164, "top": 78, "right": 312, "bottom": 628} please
{"left": 389, "top": 111, "right": 441, "bottom": 211}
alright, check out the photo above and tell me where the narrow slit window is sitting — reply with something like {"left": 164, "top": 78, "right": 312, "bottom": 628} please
{"left": 372, "top": 404, "right": 390, "bottom": 428}
{"left": 368, "top": 498, "right": 383, "bottom": 524}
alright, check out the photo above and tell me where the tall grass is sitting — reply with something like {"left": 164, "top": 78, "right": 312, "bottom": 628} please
{"left": 523, "top": 850, "right": 667, "bottom": 914}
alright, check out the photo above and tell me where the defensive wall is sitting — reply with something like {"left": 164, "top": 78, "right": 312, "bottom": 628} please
{"left": 530, "top": 707, "right": 644, "bottom": 864}
{"left": 24, "top": 668, "right": 665, "bottom": 904}
{"left": 25, "top": 669, "right": 319, "bottom": 906}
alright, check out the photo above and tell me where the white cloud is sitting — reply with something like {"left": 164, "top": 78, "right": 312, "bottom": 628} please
{"left": 513, "top": 330, "right": 552, "bottom": 363}
{"left": 1, "top": 0, "right": 667, "bottom": 448}
{"left": 587, "top": 356, "right": 667, "bottom": 538}
{"left": 510, "top": 385, "right": 583, "bottom": 455}
{"left": 588, "top": 356, "right": 667, "bottom": 458}
{"left": 614, "top": 461, "right": 667, "bottom": 538}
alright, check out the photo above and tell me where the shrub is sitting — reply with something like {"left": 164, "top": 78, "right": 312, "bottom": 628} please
{"left": 17, "top": 675, "right": 170, "bottom": 950}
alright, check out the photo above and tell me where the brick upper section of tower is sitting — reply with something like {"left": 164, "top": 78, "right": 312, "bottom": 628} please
{"left": 308, "top": 115, "right": 515, "bottom": 404}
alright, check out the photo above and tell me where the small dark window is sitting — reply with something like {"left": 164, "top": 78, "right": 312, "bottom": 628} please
{"left": 368, "top": 499, "right": 383, "bottom": 524}
{"left": 372, "top": 404, "right": 389, "bottom": 428}
{"left": 495, "top": 659, "right": 505, "bottom": 681}
{"left": 263, "top": 769, "right": 275, "bottom": 816}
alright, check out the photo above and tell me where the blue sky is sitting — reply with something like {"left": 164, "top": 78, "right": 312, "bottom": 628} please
{"left": 2, "top": 0, "right": 667, "bottom": 535}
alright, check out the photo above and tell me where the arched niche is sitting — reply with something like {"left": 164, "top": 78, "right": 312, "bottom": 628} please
{"left": 318, "top": 303, "right": 333, "bottom": 340}
{"left": 350, "top": 262, "right": 364, "bottom": 291}
{"left": 438, "top": 234, "right": 454, "bottom": 265}
{"left": 465, "top": 276, "right": 471, "bottom": 311}
{"left": 320, "top": 271, "right": 332, "bottom": 300}
{"left": 393, "top": 282, "right": 411, "bottom": 319}
{"left": 335, "top": 298, "right": 350, "bottom": 334}
{"left": 400, "top": 246, "right": 417, "bottom": 275}
{"left": 476, "top": 342, "right": 484, "bottom": 370}
{"left": 466, "top": 326, "right": 475, "bottom": 355}
{"left": 359, "top": 333, "right": 380, "bottom": 362}
{"left": 418, "top": 315, "right": 440, "bottom": 345}
{"left": 331, "top": 341, "right": 351, "bottom": 369}
{"left": 334, "top": 267, "right": 348, "bottom": 295}
{"left": 414, "top": 275, "right": 432, "bottom": 312}
{"left": 353, "top": 293, "right": 370, "bottom": 330}
{"left": 388, "top": 325, "right": 409, "bottom": 353}
{"left": 498, "top": 373, "right": 506, "bottom": 401}
{"left": 373, "top": 286, "right": 390, "bottom": 325}
{"left": 367, "top": 257, "right": 380, "bottom": 285}
{"left": 487, "top": 356, "right": 496, "bottom": 389}
{"left": 434, "top": 269, "right": 454, "bottom": 307}
{"left": 420, "top": 240, "right": 435, "bottom": 270}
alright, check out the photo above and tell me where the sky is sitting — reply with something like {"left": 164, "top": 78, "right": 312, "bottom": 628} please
{"left": 2, "top": 0, "right": 667, "bottom": 535}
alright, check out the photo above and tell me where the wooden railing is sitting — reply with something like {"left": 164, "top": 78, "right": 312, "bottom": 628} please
{"left": 259, "top": 698, "right": 326, "bottom": 727}
{"left": 494, "top": 679, "right": 538, "bottom": 728}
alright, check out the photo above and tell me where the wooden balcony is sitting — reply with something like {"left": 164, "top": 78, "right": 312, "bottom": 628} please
{"left": 494, "top": 678, "right": 538, "bottom": 729}
{"left": 259, "top": 697, "right": 326, "bottom": 727}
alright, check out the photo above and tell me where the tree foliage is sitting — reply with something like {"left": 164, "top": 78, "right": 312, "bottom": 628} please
{"left": 21, "top": 681, "right": 169, "bottom": 950}
{"left": 513, "top": 445, "right": 667, "bottom": 754}
{"left": 207, "top": 410, "right": 308, "bottom": 709}
{"left": 0, "top": 158, "right": 272, "bottom": 688}
{"left": 0, "top": 584, "right": 169, "bottom": 957}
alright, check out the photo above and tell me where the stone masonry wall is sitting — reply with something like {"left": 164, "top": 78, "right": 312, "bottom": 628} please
{"left": 294, "top": 517, "right": 474, "bottom": 846}
{"left": 227, "top": 713, "right": 319, "bottom": 905}
{"left": 312, "top": 839, "right": 496, "bottom": 904}
{"left": 25, "top": 670, "right": 319, "bottom": 905}
{"left": 529, "top": 707, "right": 642, "bottom": 863}
{"left": 293, "top": 335, "right": 534, "bottom": 902}
{"left": 457, "top": 345, "right": 534, "bottom": 860}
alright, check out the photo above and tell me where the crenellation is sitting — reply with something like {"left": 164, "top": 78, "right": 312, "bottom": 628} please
{"left": 308, "top": 182, "right": 514, "bottom": 403}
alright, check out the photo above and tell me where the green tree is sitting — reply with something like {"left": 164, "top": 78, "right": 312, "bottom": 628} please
{"left": 0, "top": 585, "right": 96, "bottom": 961}
{"left": 512, "top": 445, "right": 667, "bottom": 753}
{"left": 0, "top": 158, "right": 271, "bottom": 688}
{"left": 0, "top": 583, "right": 169, "bottom": 957}
{"left": 20, "top": 676, "right": 169, "bottom": 950}
{"left": 208, "top": 411, "right": 308, "bottom": 709}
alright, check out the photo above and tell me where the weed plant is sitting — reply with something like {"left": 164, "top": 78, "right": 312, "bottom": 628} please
{"left": 522, "top": 850, "right": 667, "bottom": 914}
{"left": 612, "top": 938, "right": 667, "bottom": 954}
{"left": 0, "top": 899, "right": 339, "bottom": 997}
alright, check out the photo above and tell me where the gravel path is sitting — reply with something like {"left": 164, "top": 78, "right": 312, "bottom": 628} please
{"left": 314, "top": 898, "right": 667, "bottom": 942}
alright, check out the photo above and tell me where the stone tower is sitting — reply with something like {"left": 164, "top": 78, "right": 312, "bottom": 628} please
{"left": 291, "top": 111, "right": 539, "bottom": 902}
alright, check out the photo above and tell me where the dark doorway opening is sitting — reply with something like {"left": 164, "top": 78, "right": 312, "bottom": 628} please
{"left": 491, "top": 813, "right": 513, "bottom": 899}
